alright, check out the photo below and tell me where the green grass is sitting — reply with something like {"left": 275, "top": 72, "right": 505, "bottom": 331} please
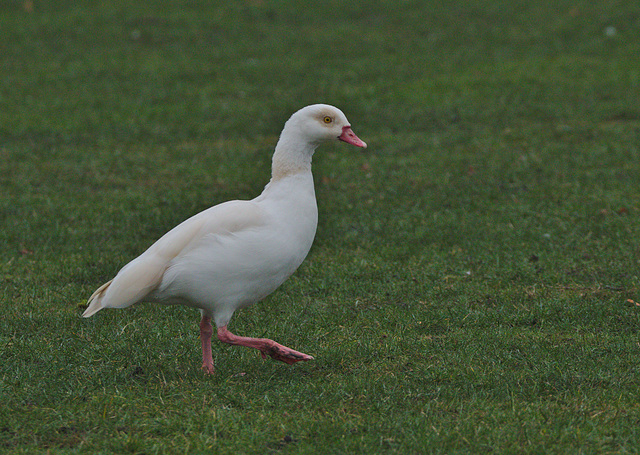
{"left": 2, "top": 0, "right": 640, "bottom": 453}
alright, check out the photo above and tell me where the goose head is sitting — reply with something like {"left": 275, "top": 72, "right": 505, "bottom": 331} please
{"left": 283, "top": 104, "right": 367, "bottom": 149}
{"left": 271, "top": 104, "right": 367, "bottom": 180}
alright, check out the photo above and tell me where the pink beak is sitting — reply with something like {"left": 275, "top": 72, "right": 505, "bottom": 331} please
{"left": 338, "top": 126, "right": 367, "bottom": 148}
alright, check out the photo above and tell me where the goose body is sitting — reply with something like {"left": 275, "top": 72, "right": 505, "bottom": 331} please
{"left": 83, "top": 104, "right": 366, "bottom": 374}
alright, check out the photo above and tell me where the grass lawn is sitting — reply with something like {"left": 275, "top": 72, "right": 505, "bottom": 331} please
{"left": 2, "top": 0, "right": 640, "bottom": 453}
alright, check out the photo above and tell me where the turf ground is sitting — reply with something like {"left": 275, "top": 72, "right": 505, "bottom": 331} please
{"left": 1, "top": 0, "right": 640, "bottom": 453}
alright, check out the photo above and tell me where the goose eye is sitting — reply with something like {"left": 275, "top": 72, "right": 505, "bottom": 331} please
{"left": 323, "top": 116, "right": 332, "bottom": 124}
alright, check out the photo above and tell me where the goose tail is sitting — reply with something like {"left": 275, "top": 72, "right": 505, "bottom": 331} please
{"left": 82, "top": 280, "right": 112, "bottom": 317}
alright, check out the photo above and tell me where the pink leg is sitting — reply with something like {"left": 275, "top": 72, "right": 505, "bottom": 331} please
{"left": 199, "top": 316, "right": 215, "bottom": 374}
{"left": 217, "top": 326, "right": 314, "bottom": 365}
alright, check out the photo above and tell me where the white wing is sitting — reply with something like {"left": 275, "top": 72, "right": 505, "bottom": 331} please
{"left": 82, "top": 200, "right": 267, "bottom": 317}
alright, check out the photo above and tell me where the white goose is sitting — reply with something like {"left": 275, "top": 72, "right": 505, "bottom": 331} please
{"left": 83, "top": 104, "right": 367, "bottom": 374}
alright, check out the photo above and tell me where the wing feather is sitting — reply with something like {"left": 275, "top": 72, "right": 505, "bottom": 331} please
{"left": 82, "top": 200, "right": 267, "bottom": 317}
